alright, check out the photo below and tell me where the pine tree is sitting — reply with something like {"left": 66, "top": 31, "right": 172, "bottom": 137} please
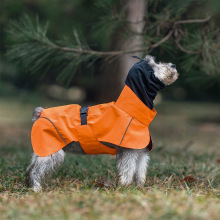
{"left": 6, "top": 0, "right": 220, "bottom": 95}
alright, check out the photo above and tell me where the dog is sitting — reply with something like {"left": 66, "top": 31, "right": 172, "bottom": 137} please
{"left": 25, "top": 55, "right": 178, "bottom": 192}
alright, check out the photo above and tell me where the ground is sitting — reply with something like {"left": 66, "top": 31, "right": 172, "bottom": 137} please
{"left": 0, "top": 95, "right": 219, "bottom": 220}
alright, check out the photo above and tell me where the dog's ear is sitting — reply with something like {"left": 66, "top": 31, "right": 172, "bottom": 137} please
{"left": 145, "top": 55, "right": 156, "bottom": 67}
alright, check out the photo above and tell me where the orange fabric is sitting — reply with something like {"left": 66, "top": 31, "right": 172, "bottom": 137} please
{"left": 116, "top": 85, "right": 157, "bottom": 125}
{"left": 76, "top": 125, "right": 116, "bottom": 155}
{"left": 31, "top": 86, "right": 156, "bottom": 157}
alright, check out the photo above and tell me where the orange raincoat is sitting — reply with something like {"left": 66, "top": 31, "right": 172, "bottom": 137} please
{"left": 31, "top": 59, "right": 165, "bottom": 157}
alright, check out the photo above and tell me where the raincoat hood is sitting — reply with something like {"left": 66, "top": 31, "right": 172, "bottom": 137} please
{"left": 125, "top": 60, "right": 165, "bottom": 109}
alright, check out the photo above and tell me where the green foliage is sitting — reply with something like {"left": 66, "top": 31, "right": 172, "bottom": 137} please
{"left": 92, "top": 0, "right": 127, "bottom": 48}
{"left": 3, "top": 0, "right": 220, "bottom": 96}
{"left": 6, "top": 16, "right": 98, "bottom": 85}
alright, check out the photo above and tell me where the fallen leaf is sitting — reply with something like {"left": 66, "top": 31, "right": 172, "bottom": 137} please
{"left": 93, "top": 177, "right": 115, "bottom": 188}
{"left": 217, "top": 159, "right": 220, "bottom": 164}
{"left": 180, "top": 176, "right": 196, "bottom": 183}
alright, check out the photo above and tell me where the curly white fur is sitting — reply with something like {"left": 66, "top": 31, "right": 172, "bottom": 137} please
{"left": 26, "top": 150, "right": 65, "bottom": 192}
{"left": 145, "top": 55, "right": 179, "bottom": 85}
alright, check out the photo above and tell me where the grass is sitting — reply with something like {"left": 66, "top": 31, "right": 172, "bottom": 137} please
{"left": 0, "top": 95, "right": 220, "bottom": 219}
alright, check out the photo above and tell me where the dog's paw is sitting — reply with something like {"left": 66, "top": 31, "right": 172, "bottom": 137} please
{"left": 135, "top": 179, "right": 145, "bottom": 187}
{"left": 119, "top": 176, "right": 133, "bottom": 186}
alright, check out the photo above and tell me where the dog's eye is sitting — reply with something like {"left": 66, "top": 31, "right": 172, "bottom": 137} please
{"left": 171, "top": 64, "right": 176, "bottom": 69}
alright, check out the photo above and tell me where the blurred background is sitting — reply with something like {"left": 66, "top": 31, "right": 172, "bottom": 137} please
{"left": 0, "top": 0, "right": 220, "bottom": 154}
{"left": 0, "top": 0, "right": 219, "bottom": 150}
{"left": 0, "top": 0, "right": 220, "bottom": 102}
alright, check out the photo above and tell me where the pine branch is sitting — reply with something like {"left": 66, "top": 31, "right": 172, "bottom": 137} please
{"left": 151, "top": 30, "right": 173, "bottom": 49}
{"left": 6, "top": 14, "right": 218, "bottom": 85}
{"left": 53, "top": 44, "right": 144, "bottom": 56}
{"left": 9, "top": 16, "right": 212, "bottom": 57}
{"left": 174, "top": 40, "right": 201, "bottom": 55}
{"left": 172, "top": 16, "right": 212, "bottom": 55}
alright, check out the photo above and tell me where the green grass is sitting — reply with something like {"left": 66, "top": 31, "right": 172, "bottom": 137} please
{"left": 0, "top": 96, "right": 220, "bottom": 219}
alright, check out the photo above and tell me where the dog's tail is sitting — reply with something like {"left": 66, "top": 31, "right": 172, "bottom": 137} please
{"left": 32, "top": 107, "right": 44, "bottom": 122}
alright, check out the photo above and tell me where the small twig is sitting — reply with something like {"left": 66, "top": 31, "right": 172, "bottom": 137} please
{"left": 151, "top": 30, "right": 173, "bottom": 48}
{"left": 174, "top": 16, "right": 212, "bottom": 25}
{"left": 172, "top": 16, "right": 212, "bottom": 55}
{"left": 175, "top": 40, "right": 201, "bottom": 55}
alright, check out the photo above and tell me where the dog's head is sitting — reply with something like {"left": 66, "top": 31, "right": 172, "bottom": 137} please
{"left": 144, "top": 55, "right": 179, "bottom": 85}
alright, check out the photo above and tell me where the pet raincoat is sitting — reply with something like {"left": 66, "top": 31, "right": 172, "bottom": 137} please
{"left": 31, "top": 59, "right": 165, "bottom": 157}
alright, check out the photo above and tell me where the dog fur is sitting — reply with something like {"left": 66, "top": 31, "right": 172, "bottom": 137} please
{"left": 25, "top": 55, "right": 178, "bottom": 192}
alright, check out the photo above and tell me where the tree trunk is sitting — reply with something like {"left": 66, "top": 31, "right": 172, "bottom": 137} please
{"left": 98, "top": 0, "right": 147, "bottom": 102}
{"left": 119, "top": 0, "right": 147, "bottom": 85}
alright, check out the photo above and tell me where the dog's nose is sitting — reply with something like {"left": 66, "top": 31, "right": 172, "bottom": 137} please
{"left": 171, "top": 64, "right": 176, "bottom": 69}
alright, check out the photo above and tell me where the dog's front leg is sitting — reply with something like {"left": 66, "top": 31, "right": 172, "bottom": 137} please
{"left": 134, "top": 149, "right": 149, "bottom": 186}
{"left": 116, "top": 148, "right": 139, "bottom": 186}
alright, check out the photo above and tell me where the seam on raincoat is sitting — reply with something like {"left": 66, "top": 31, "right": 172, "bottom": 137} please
{"left": 40, "top": 116, "right": 67, "bottom": 145}
{"left": 119, "top": 117, "right": 133, "bottom": 146}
